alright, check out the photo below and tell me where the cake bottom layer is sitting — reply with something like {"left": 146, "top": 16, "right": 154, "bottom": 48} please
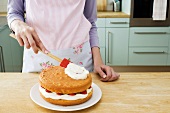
{"left": 40, "top": 91, "right": 93, "bottom": 106}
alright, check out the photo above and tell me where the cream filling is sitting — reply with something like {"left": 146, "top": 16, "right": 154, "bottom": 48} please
{"left": 65, "top": 63, "right": 89, "bottom": 80}
{"left": 39, "top": 86, "right": 92, "bottom": 100}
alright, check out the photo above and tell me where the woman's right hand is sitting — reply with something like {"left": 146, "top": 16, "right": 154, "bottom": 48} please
{"left": 11, "top": 20, "right": 48, "bottom": 54}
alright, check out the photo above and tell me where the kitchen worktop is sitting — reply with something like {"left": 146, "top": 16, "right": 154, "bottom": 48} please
{"left": 0, "top": 11, "right": 130, "bottom": 18}
{"left": 97, "top": 11, "right": 130, "bottom": 18}
{"left": 0, "top": 12, "right": 7, "bottom": 17}
{"left": 0, "top": 72, "right": 170, "bottom": 113}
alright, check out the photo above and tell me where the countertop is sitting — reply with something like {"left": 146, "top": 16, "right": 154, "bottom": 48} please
{"left": 0, "top": 11, "right": 130, "bottom": 18}
{"left": 97, "top": 11, "right": 130, "bottom": 18}
{"left": 0, "top": 12, "right": 7, "bottom": 17}
{"left": 0, "top": 72, "right": 170, "bottom": 113}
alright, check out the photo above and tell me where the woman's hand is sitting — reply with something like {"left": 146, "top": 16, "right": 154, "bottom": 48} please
{"left": 94, "top": 64, "right": 120, "bottom": 82}
{"left": 11, "top": 20, "right": 48, "bottom": 54}
{"left": 92, "top": 47, "right": 120, "bottom": 82}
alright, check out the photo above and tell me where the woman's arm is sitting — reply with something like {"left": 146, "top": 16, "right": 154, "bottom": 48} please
{"left": 7, "top": 0, "right": 25, "bottom": 29}
{"left": 84, "top": 0, "right": 120, "bottom": 82}
{"left": 7, "top": 0, "right": 48, "bottom": 54}
{"left": 84, "top": 0, "right": 99, "bottom": 48}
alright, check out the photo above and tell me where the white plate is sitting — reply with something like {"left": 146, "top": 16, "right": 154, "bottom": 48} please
{"left": 30, "top": 83, "right": 102, "bottom": 111}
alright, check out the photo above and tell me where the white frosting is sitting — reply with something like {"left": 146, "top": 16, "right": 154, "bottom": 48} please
{"left": 65, "top": 63, "right": 89, "bottom": 80}
{"left": 39, "top": 86, "right": 92, "bottom": 100}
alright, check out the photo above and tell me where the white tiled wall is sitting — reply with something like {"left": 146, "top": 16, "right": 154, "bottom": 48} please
{"left": 122, "top": 0, "right": 131, "bottom": 15}
{"left": 0, "top": 0, "right": 8, "bottom": 12}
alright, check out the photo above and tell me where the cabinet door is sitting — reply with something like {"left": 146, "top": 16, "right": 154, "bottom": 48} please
{"left": 0, "top": 46, "right": 5, "bottom": 72}
{"left": 106, "top": 18, "right": 130, "bottom": 28}
{"left": 100, "top": 47, "right": 106, "bottom": 64}
{"left": 166, "top": 27, "right": 170, "bottom": 65}
{"left": 10, "top": 37, "right": 24, "bottom": 72}
{"left": 129, "top": 27, "right": 169, "bottom": 47}
{"left": 129, "top": 47, "right": 168, "bottom": 65}
{"left": 96, "top": 18, "right": 106, "bottom": 28}
{"left": 106, "top": 28, "right": 129, "bottom": 66}
{"left": 0, "top": 25, "right": 23, "bottom": 72}
{"left": 98, "top": 28, "right": 106, "bottom": 64}
{"left": 0, "top": 25, "right": 14, "bottom": 72}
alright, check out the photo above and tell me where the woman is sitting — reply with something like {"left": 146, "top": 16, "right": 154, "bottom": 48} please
{"left": 7, "top": 0, "right": 120, "bottom": 82}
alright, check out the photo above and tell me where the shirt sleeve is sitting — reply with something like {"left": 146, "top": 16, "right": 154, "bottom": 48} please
{"left": 84, "top": 0, "right": 99, "bottom": 48}
{"left": 7, "top": 0, "right": 25, "bottom": 29}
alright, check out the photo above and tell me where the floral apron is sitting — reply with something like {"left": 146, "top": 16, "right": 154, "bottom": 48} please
{"left": 22, "top": 0, "right": 93, "bottom": 72}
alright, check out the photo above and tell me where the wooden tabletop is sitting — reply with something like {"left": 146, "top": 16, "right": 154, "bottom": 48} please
{"left": 0, "top": 72, "right": 170, "bottom": 113}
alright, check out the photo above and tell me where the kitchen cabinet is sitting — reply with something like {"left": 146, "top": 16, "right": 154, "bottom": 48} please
{"left": 0, "top": 25, "right": 13, "bottom": 72}
{"left": 96, "top": 18, "right": 130, "bottom": 65}
{"left": 129, "top": 27, "right": 170, "bottom": 66}
{"left": 96, "top": 18, "right": 170, "bottom": 66}
{"left": 96, "top": 18, "right": 106, "bottom": 64}
{"left": 0, "top": 45, "right": 5, "bottom": 72}
{"left": 106, "top": 18, "right": 129, "bottom": 66}
{"left": 166, "top": 27, "right": 170, "bottom": 65}
{"left": 0, "top": 25, "right": 23, "bottom": 72}
{"left": 106, "top": 28, "right": 129, "bottom": 66}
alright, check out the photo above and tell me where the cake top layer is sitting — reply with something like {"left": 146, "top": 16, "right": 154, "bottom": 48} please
{"left": 65, "top": 63, "right": 89, "bottom": 80}
{"left": 39, "top": 66, "right": 92, "bottom": 94}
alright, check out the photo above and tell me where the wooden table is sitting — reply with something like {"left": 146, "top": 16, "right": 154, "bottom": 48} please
{"left": 0, "top": 72, "right": 170, "bottom": 113}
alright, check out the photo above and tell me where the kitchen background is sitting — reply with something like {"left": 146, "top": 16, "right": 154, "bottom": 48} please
{"left": 0, "top": 0, "right": 131, "bottom": 13}
{"left": 1, "top": 0, "right": 170, "bottom": 72}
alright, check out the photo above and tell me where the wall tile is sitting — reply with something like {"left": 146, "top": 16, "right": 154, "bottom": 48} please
{"left": 3, "top": 5, "right": 7, "bottom": 12}
{"left": 0, "top": 0, "right": 2, "bottom": 3}
{"left": 0, "top": 6, "right": 2, "bottom": 11}
{"left": 0, "top": 0, "right": 7, "bottom": 12}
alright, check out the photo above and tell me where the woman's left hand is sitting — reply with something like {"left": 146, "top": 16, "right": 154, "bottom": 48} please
{"left": 94, "top": 64, "right": 120, "bottom": 82}
{"left": 92, "top": 47, "right": 120, "bottom": 82}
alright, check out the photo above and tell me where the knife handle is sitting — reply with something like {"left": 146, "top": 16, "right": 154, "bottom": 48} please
{"left": 9, "top": 33, "right": 62, "bottom": 63}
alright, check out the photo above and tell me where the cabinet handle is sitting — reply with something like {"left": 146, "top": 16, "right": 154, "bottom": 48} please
{"left": 107, "top": 31, "right": 111, "bottom": 63}
{"left": 133, "top": 51, "right": 166, "bottom": 54}
{"left": 110, "top": 22, "right": 127, "bottom": 24}
{"left": 0, "top": 46, "right": 5, "bottom": 72}
{"left": 134, "top": 32, "right": 167, "bottom": 34}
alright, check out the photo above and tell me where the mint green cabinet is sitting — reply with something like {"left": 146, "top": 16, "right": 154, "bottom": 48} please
{"left": 166, "top": 27, "right": 170, "bottom": 65}
{"left": 0, "top": 46, "right": 5, "bottom": 72}
{"left": 97, "top": 19, "right": 170, "bottom": 66}
{"left": 129, "top": 27, "right": 169, "bottom": 47}
{"left": 96, "top": 18, "right": 106, "bottom": 64}
{"left": 97, "top": 18, "right": 129, "bottom": 66}
{"left": 105, "top": 18, "right": 129, "bottom": 66}
{"left": 0, "top": 25, "right": 23, "bottom": 72}
{"left": 129, "top": 27, "right": 170, "bottom": 66}
{"left": 98, "top": 28, "right": 106, "bottom": 64}
{"left": 129, "top": 47, "right": 168, "bottom": 65}
{"left": 10, "top": 36, "right": 24, "bottom": 72}
{"left": 106, "top": 28, "right": 129, "bottom": 66}
{"left": 0, "top": 25, "right": 13, "bottom": 72}
{"left": 106, "top": 18, "right": 130, "bottom": 28}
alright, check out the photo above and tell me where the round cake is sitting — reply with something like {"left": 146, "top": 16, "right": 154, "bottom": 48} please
{"left": 39, "top": 63, "right": 93, "bottom": 106}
